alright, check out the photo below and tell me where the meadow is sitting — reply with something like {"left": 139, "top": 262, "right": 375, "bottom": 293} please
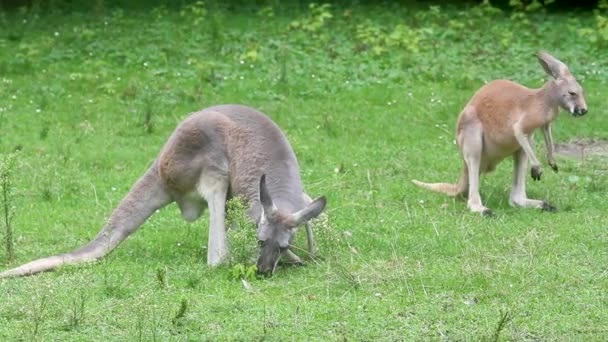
{"left": 0, "top": 1, "right": 607, "bottom": 340}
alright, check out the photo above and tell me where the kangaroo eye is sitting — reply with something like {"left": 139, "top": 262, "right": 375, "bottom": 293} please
{"left": 568, "top": 91, "right": 577, "bottom": 96}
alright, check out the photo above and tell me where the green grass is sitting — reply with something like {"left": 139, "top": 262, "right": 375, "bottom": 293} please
{"left": 1, "top": 2, "right": 608, "bottom": 340}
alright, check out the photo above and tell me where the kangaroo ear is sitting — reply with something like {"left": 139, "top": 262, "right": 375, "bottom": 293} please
{"left": 536, "top": 51, "right": 570, "bottom": 79}
{"left": 292, "top": 196, "right": 327, "bottom": 226}
{"left": 259, "top": 174, "right": 275, "bottom": 214}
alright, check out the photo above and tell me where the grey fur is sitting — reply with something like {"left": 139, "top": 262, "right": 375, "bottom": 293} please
{"left": 0, "top": 105, "right": 325, "bottom": 278}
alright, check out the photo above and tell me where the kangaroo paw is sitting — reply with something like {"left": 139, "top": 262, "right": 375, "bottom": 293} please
{"left": 541, "top": 202, "right": 557, "bottom": 212}
{"left": 548, "top": 161, "right": 558, "bottom": 173}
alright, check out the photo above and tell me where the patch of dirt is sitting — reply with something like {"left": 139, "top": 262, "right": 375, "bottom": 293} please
{"left": 554, "top": 138, "right": 608, "bottom": 160}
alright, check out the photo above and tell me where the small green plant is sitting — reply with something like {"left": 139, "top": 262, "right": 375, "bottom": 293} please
{"left": 143, "top": 101, "right": 154, "bottom": 134}
{"left": 30, "top": 295, "right": 48, "bottom": 339}
{"left": 256, "top": 5, "right": 274, "bottom": 19}
{"left": 355, "top": 20, "right": 387, "bottom": 55}
{"left": 288, "top": 3, "right": 333, "bottom": 34}
{"left": 578, "top": 11, "right": 608, "bottom": 48}
{"left": 185, "top": 274, "right": 201, "bottom": 289}
{"left": 387, "top": 24, "right": 421, "bottom": 54}
{"left": 276, "top": 41, "right": 289, "bottom": 84}
{"left": 65, "top": 291, "right": 87, "bottom": 330}
{"left": 156, "top": 267, "right": 168, "bottom": 289}
{"left": 231, "top": 263, "right": 257, "bottom": 281}
{"left": 226, "top": 197, "right": 258, "bottom": 280}
{"left": 180, "top": 1, "right": 206, "bottom": 25}
{"left": 508, "top": 0, "right": 553, "bottom": 22}
{"left": 135, "top": 309, "right": 145, "bottom": 342}
{"left": 474, "top": 0, "right": 502, "bottom": 16}
{"left": 39, "top": 121, "right": 50, "bottom": 140}
{"left": 0, "top": 151, "right": 19, "bottom": 262}
{"left": 312, "top": 213, "right": 346, "bottom": 260}
{"left": 355, "top": 20, "right": 420, "bottom": 55}
{"left": 171, "top": 298, "right": 188, "bottom": 327}
{"left": 490, "top": 311, "right": 512, "bottom": 342}
{"left": 509, "top": 0, "right": 554, "bottom": 12}
{"left": 226, "top": 197, "right": 257, "bottom": 265}
{"left": 94, "top": 0, "right": 106, "bottom": 18}
{"left": 311, "top": 213, "right": 359, "bottom": 288}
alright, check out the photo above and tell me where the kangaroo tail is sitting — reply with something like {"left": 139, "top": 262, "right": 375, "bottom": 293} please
{"left": 411, "top": 165, "right": 467, "bottom": 197}
{"left": 0, "top": 164, "right": 172, "bottom": 279}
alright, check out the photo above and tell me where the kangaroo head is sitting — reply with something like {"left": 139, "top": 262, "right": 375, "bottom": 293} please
{"left": 256, "top": 174, "right": 326, "bottom": 275}
{"left": 536, "top": 51, "right": 588, "bottom": 117}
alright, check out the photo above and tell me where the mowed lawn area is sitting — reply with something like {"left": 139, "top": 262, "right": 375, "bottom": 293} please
{"left": 0, "top": 2, "right": 607, "bottom": 340}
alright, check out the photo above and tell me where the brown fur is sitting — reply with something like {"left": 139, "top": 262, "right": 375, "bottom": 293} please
{"left": 412, "top": 52, "right": 588, "bottom": 215}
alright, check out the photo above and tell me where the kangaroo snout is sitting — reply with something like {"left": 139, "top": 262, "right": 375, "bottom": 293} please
{"left": 573, "top": 107, "right": 588, "bottom": 117}
{"left": 256, "top": 259, "right": 277, "bottom": 277}
{"left": 256, "top": 266, "right": 274, "bottom": 277}
{"left": 256, "top": 241, "right": 281, "bottom": 276}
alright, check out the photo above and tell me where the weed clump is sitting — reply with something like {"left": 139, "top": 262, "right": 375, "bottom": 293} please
{"left": 226, "top": 197, "right": 258, "bottom": 279}
{"left": 310, "top": 212, "right": 360, "bottom": 288}
{"left": 310, "top": 212, "right": 347, "bottom": 260}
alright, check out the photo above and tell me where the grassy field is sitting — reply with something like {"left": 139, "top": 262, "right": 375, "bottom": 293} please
{"left": 1, "top": 2, "right": 607, "bottom": 340}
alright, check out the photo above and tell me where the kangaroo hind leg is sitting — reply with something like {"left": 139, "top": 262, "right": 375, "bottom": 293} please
{"left": 198, "top": 172, "right": 230, "bottom": 266}
{"left": 459, "top": 117, "right": 492, "bottom": 216}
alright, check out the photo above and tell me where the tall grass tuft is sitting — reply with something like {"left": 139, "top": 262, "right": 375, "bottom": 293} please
{"left": 0, "top": 151, "right": 19, "bottom": 262}
{"left": 65, "top": 291, "right": 87, "bottom": 330}
{"left": 172, "top": 298, "right": 188, "bottom": 327}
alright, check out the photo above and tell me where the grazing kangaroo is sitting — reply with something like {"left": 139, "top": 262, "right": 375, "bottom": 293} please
{"left": 0, "top": 104, "right": 326, "bottom": 278}
{"left": 412, "top": 51, "right": 588, "bottom": 216}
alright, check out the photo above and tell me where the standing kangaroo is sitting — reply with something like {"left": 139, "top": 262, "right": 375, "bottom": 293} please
{"left": 413, "top": 52, "right": 588, "bottom": 216}
{"left": 0, "top": 104, "right": 326, "bottom": 278}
